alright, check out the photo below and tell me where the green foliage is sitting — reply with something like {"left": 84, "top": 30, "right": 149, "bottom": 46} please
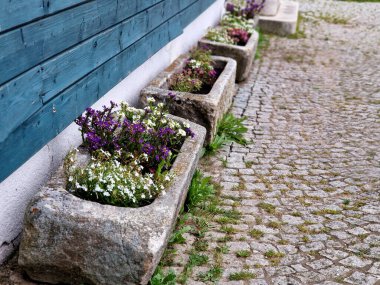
{"left": 170, "top": 48, "right": 216, "bottom": 93}
{"left": 205, "top": 28, "right": 235, "bottom": 44}
{"left": 205, "top": 113, "right": 248, "bottom": 155}
{"left": 204, "top": 134, "right": 229, "bottom": 155}
{"left": 257, "top": 202, "right": 276, "bottom": 214}
{"left": 186, "top": 170, "right": 215, "bottom": 210}
{"left": 217, "top": 113, "right": 248, "bottom": 145}
{"left": 150, "top": 268, "right": 177, "bottom": 285}
{"left": 255, "top": 31, "right": 270, "bottom": 59}
{"left": 236, "top": 250, "right": 251, "bottom": 258}
{"left": 189, "top": 253, "right": 209, "bottom": 266}
{"left": 287, "top": 13, "right": 306, "bottom": 39}
{"left": 169, "top": 226, "right": 192, "bottom": 244}
{"left": 170, "top": 74, "right": 202, "bottom": 93}
{"left": 229, "top": 271, "right": 256, "bottom": 280}
{"left": 198, "top": 266, "right": 223, "bottom": 282}
{"left": 220, "top": 14, "right": 255, "bottom": 34}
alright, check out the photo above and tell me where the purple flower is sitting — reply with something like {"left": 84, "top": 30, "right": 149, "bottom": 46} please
{"left": 142, "top": 143, "right": 155, "bottom": 155}
{"left": 168, "top": 92, "right": 176, "bottom": 99}
{"left": 226, "top": 3, "right": 235, "bottom": 13}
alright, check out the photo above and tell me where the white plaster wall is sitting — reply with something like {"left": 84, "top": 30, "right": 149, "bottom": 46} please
{"left": 0, "top": 0, "right": 225, "bottom": 264}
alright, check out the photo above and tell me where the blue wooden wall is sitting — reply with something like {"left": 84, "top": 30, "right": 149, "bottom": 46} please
{"left": 0, "top": 0, "right": 216, "bottom": 182}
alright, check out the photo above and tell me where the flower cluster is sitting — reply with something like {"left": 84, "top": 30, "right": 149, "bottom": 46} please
{"left": 205, "top": 11, "right": 255, "bottom": 47}
{"left": 226, "top": 0, "right": 265, "bottom": 19}
{"left": 228, "top": 28, "right": 250, "bottom": 45}
{"left": 65, "top": 150, "right": 173, "bottom": 207}
{"left": 220, "top": 13, "right": 255, "bottom": 34}
{"left": 170, "top": 48, "right": 219, "bottom": 94}
{"left": 75, "top": 96, "right": 193, "bottom": 171}
{"left": 67, "top": 97, "right": 194, "bottom": 207}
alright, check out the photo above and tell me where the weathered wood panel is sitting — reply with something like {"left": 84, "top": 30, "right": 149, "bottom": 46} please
{"left": 0, "top": 0, "right": 163, "bottom": 85}
{"left": 0, "top": 0, "right": 89, "bottom": 32}
{"left": 0, "top": 0, "right": 184, "bottom": 143}
{"left": 0, "top": 0, "right": 216, "bottom": 182}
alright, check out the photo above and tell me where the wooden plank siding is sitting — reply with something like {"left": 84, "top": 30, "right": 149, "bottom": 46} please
{"left": 0, "top": 0, "right": 216, "bottom": 182}
{"left": 0, "top": 0, "right": 163, "bottom": 85}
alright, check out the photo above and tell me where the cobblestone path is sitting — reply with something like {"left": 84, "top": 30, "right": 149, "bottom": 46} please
{"left": 168, "top": 1, "right": 380, "bottom": 284}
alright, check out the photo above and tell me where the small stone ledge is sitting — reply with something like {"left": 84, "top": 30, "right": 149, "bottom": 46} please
{"left": 258, "top": 1, "right": 299, "bottom": 36}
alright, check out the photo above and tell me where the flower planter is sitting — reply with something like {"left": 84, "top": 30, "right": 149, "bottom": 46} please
{"left": 259, "top": 0, "right": 280, "bottom": 16}
{"left": 18, "top": 117, "right": 206, "bottom": 285}
{"left": 140, "top": 55, "right": 236, "bottom": 145}
{"left": 199, "top": 30, "right": 259, "bottom": 82}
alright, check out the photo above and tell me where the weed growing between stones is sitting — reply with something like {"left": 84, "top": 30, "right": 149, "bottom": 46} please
{"left": 255, "top": 31, "right": 270, "bottom": 60}
{"left": 197, "top": 266, "right": 223, "bottom": 282}
{"left": 236, "top": 250, "right": 251, "bottom": 258}
{"left": 257, "top": 202, "right": 276, "bottom": 214}
{"left": 316, "top": 12, "right": 349, "bottom": 25}
{"left": 264, "top": 250, "right": 285, "bottom": 265}
{"left": 229, "top": 271, "right": 256, "bottom": 280}
{"left": 204, "top": 113, "right": 248, "bottom": 155}
{"left": 287, "top": 12, "right": 306, "bottom": 39}
{"left": 150, "top": 170, "right": 225, "bottom": 284}
{"left": 150, "top": 267, "right": 177, "bottom": 285}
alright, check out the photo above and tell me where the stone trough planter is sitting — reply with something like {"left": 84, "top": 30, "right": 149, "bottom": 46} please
{"left": 140, "top": 55, "right": 236, "bottom": 144}
{"left": 199, "top": 30, "right": 259, "bottom": 82}
{"left": 18, "top": 117, "right": 206, "bottom": 285}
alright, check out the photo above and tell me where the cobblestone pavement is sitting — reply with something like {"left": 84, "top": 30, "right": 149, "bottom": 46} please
{"left": 166, "top": 1, "right": 380, "bottom": 285}
{"left": 1, "top": 1, "right": 380, "bottom": 285}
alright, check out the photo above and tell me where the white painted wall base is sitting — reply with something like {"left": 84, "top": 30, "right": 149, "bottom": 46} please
{"left": 0, "top": 0, "right": 225, "bottom": 265}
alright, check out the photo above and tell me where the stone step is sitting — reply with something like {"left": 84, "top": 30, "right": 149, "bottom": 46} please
{"left": 258, "top": 1, "right": 299, "bottom": 36}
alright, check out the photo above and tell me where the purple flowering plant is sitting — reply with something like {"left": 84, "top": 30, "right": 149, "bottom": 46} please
{"left": 228, "top": 28, "right": 250, "bottom": 45}
{"left": 75, "top": 95, "right": 194, "bottom": 173}
{"left": 170, "top": 48, "right": 219, "bottom": 94}
{"left": 65, "top": 95, "right": 195, "bottom": 207}
{"left": 226, "top": 0, "right": 265, "bottom": 19}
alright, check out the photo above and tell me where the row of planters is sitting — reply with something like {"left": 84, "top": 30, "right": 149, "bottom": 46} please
{"left": 18, "top": 1, "right": 264, "bottom": 284}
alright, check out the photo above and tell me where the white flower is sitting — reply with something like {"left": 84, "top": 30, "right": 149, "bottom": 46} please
{"left": 147, "top": 97, "right": 155, "bottom": 103}
{"left": 141, "top": 194, "right": 145, "bottom": 199}
{"left": 164, "top": 175, "right": 171, "bottom": 181}
{"left": 103, "top": 192, "right": 110, "bottom": 197}
{"left": 68, "top": 176, "right": 73, "bottom": 182}
{"left": 178, "top": 129, "right": 186, "bottom": 136}
{"left": 183, "top": 122, "right": 190, "bottom": 128}
{"left": 95, "top": 184, "right": 103, "bottom": 192}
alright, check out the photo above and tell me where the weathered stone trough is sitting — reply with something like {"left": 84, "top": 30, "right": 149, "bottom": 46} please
{"left": 199, "top": 30, "right": 259, "bottom": 82}
{"left": 18, "top": 117, "right": 206, "bottom": 285}
{"left": 140, "top": 55, "right": 236, "bottom": 144}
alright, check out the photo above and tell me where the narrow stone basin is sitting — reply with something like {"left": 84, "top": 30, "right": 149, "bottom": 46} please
{"left": 199, "top": 30, "right": 259, "bottom": 82}
{"left": 140, "top": 55, "right": 236, "bottom": 144}
{"left": 18, "top": 117, "right": 206, "bottom": 285}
